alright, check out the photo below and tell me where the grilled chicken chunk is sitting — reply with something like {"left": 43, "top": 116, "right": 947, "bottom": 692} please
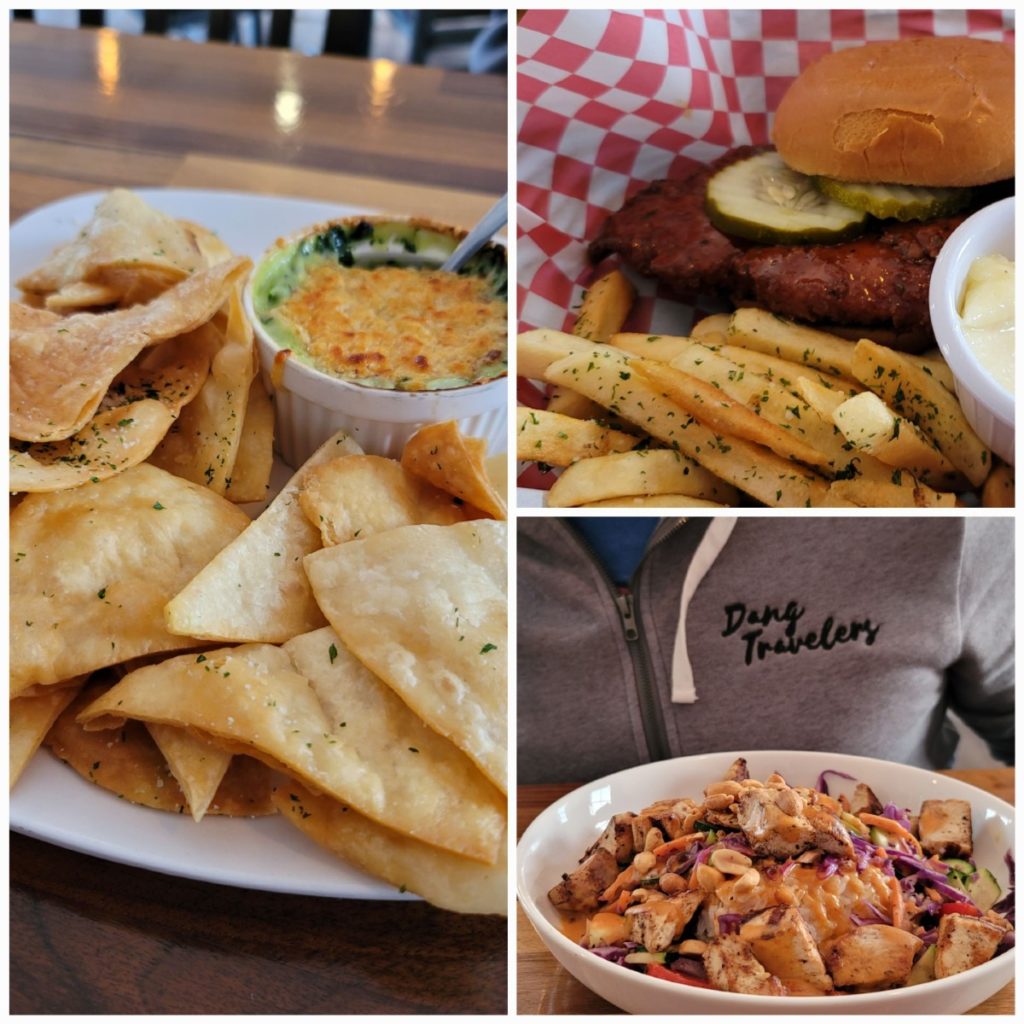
{"left": 934, "top": 913, "right": 1005, "bottom": 978}
{"left": 849, "top": 783, "right": 883, "bottom": 817}
{"left": 627, "top": 891, "right": 703, "bottom": 952}
{"left": 822, "top": 925, "right": 923, "bottom": 991}
{"left": 737, "top": 785, "right": 853, "bottom": 859}
{"left": 703, "top": 935, "right": 787, "bottom": 995}
{"left": 918, "top": 799, "right": 973, "bottom": 859}
{"left": 724, "top": 757, "right": 749, "bottom": 782}
{"left": 547, "top": 847, "right": 620, "bottom": 912}
{"left": 587, "top": 812, "right": 638, "bottom": 864}
{"left": 739, "top": 907, "right": 833, "bottom": 992}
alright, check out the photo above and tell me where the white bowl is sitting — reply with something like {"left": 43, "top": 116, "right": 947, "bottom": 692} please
{"left": 244, "top": 218, "right": 507, "bottom": 467}
{"left": 517, "top": 750, "right": 1014, "bottom": 1016}
{"left": 929, "top": 197, "right": 1015, "bottom": 465}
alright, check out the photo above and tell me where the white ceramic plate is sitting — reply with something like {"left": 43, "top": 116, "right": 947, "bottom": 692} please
{"left": 518, "top": 750, "right": 1015, "bottom": 1015}
{"left": 9, "top": 189, "right": 426, "bottom": 900}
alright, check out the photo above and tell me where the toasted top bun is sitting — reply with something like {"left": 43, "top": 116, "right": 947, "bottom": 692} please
{"left": 772, "top": 37, "right": 1013, "bottom": 187}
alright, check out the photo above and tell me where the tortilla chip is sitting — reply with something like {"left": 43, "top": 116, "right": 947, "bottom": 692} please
{"left": 149, "top": 280, "right": 257, "bottom": 494}
{"left": 165, "top": 430, "right": 362, "bottom": 644}
{"left": 304, "top": 520, "right": 508, "bottom": 793}
{"left": 274, "top": 781, "right": 507, "bottom": 915}
{"left": 47, "top": 683, "right": 275, "bottom": 816}
{"left": 99, "top": 324, "right": 214, "bottom": 415}
{"left": 11, "top": 255, "right": 249, "bottom": 442}
{"left": 486, "top": 452, "right": 507, "bottom": 504}
{"left": 10, "top": 678, "right": 85, "bottom": 787}
{"left": 43, "top": 280, "right": 123, "bottom": 312}
{"left": 223, "top": 376, "right": 275, "bottom": 504}
{"left": 10, "top": 462, "right": 251, "bottom": 696}
{"left": 180, "top": 219, "right": 235, "bottom": 267}
{"left": 17, "top": 189, "right": 202, "bottom": 299}
{"left": 10, "top": 400, "right": 175, "bottom": 493}
{"left": 298, "top": 455, "right": 473, "bottom": 546}
{"left": 401, "top": 421, "right": 507, "bottom": 519}
{"left": 78, "top": 638, "right": 504, "bottom": 862}
{"left": 11, "top": 302, "right": 61, "bottom": 331}
{"left": 146, "top": 723, "right": 233, "bottom": 823}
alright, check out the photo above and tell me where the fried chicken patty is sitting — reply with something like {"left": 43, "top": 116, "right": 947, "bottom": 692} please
{"left": 588, "top": 147, "right": 966, "bottom": 349}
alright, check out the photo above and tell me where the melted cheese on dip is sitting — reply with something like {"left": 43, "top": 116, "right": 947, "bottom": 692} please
{"left": 270, "top": 263, "right": 507, "bottom": 391}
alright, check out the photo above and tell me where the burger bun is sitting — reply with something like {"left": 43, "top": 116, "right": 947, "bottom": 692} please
{"left": 772, "top": 36, "right": 1013, "bottom": 188}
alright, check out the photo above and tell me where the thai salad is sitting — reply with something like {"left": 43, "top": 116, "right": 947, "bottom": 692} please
{"left": 548, "top": 759, "right": 1014, "bottom": 995}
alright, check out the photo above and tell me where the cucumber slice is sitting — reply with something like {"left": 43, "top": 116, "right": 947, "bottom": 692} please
{"left": 907, "top": 945, "right": 937, "bottom": 986}
{"left": 967, "top": 868, "right": 1002, "bottom": 912}
{"left": 624, "top": 951, "right": 667, "bottom": 965}
{"left": 941, "top": 857, "right": 976, "bottom": 876}
{"left": 868, "top": 826, "right": 891, "bottom": 849}
{"left": 706, "top": 151, "right": 867, "bottom": 244}
{"left": 815, "top": 178, "right": 973, "bottom": 222}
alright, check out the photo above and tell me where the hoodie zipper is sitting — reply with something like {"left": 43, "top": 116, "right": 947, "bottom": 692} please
{"left": 567, "top": 520, "right": 689, "bottom": 763}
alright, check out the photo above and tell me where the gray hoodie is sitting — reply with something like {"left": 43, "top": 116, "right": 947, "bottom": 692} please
{"left": 517, "top": 516, "right": 1013, "bottom": 784}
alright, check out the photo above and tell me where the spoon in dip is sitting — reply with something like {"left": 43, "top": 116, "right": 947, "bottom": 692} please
{"left": 440, "top": 194, "right": 508, "bottom": 273}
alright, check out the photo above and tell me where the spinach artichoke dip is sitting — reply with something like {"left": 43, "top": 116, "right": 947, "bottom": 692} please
{"left": 252, "top": 219, "right": 507, "bottom": 391}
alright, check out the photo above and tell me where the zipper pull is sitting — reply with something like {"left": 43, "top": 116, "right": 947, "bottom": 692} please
{"left": 614, "top": 589, "right": 639, "bottom": 641}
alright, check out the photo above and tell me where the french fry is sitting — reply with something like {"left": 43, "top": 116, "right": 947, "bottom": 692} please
{"left": 581, "top": 494, "right": 727, "bottom": 508}
{"left": 795, "top": 376, "right": 847, "bottom": 420}
{"left": 546, "top": 449, "right": 738, "bottom": 507}
{"left": 610, "top": 332, "right": 696, "bottom": 364}
{"left": 632, "top": 358, "right": 832, "bottom": 470}
{"left": 545, "top": 385, "right": 606, "bottom": 420}
{"left": 543, "top": 348, "right": 829, "bottom": 507}
{"left": 690, "top": 313, "right": 731, "bottom": 346}
{"left": 515, "top": 408, "right": 638, "bottom": 466}
{"left": 912, "top": 349, "right": 956, "bottom": 393}
{"left": 981, "top": 462, "right": 1014, "bottom": 508}
{"left": 573, "top": 270, "right": 636, "bottom": 343}
{"left": 827, "top": 476, "right": 956, "bottom": 508}
{"left": 727, "top": 308, "right": 858, "bottom": 377}
{"left": 850, "top": 339, "right": 991, "bottom": 487}
{"left": 517, "top": 329, "right": 623, "bottom": 380}
{"left": 724, "top": 346, "right": 860, "bottom": 395}
{"left": 830, "top": 390, "right": 966, "bottom": 491}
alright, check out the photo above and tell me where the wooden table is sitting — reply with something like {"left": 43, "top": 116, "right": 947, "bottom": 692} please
{"left": 9, "top": 23, "right": 507, "bottom": 1016}
{"left": 518, "top": 770, "right": 1014, "bottom": 1015}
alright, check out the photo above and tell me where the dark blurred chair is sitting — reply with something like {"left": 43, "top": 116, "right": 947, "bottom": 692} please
{"left": 409, "top": 10, "right": 493, "bottom": 65}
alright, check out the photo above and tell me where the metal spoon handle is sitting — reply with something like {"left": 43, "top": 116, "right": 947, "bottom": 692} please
{"left": 441, "top": 194, "right": 508, "bottom": 272}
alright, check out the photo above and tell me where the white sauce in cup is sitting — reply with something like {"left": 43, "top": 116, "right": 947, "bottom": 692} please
{"left": 959, "top": 253, "right": 1015, "bottom": 395}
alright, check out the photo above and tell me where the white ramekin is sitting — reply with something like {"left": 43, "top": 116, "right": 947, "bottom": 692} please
{"left": 929, "top": 197, "right": 1014, "bottom": 466}
{"left": 244, "top": 219, "right": 507, "bottom": 466}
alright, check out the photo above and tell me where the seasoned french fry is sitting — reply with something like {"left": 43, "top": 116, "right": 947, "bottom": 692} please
{"left": 723, "top": 346, "right": 860, "bottom": 395}
{"left": 795, "top": 376, "right": 847, "bottom": 420}
{"left": 830, "top": 390, "right": 966, "bottom": 491}
{"left": 981, "top": 462, "right": 1014, "bottom": 508}
{"left": 573, "top": 270, "right": 636, "bottom": 343}
{"left": 632, "top": 358, "right": 831, "bottom": 469}
{"left": 517, "top": 329, "right": 622, "bottom": 380}
{"left": 544, "top": 348, "right": 829, "bottom": 507}
{"left": 610, "top": 332, "right": 695, "bottom": 364}
{"left": 850, "top": 339, "right": 991, "bottom": 487}
{"left": 545, "top": 385, "right": 606, "bottom": 420}
{"left": 516, "top": 408, "right": 637, "bottom": 466}
{"left": 827, "top": 476, "right": 956, "bottom": 508}
{"left": 690, "top": 313, "right": 731, "bottom": 346}
{"left": 546, "top": 449, "right": 738, "bottom": 507}
{"left": 727, "top": 308, "right": 858, "bottom": 377}
{"left": 912, "top": 349, "right": 956, "bottom": 393}
{"left": 581, "top": 494, "right": 727, "bottom": 508}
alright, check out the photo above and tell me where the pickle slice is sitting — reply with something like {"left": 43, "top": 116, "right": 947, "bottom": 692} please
{"left": 815, "top": 178, "right": 973, "bottom": 222}
{"left": 706, "top": 151, "right": 867, "bottom": 244}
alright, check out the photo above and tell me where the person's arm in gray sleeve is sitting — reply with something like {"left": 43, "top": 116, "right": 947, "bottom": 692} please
{"left": 946, "top": 518, "right": 1014, "bottom": 764}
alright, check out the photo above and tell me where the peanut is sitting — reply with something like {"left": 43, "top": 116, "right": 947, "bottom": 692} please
{"left": 695, "top": 863, "right": 725, "bottom": 892}
{"left": 708, "top": 848, "right": 753, "bottom": 875}
{"left": 633, "top": 851, "right": 656, "bottom": 875}
{"left": 658, "top": 872, "right": 687, "bottom": 895}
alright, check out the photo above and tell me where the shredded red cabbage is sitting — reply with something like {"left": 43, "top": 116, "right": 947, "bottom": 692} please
{"left": 670, "top": 956, "right": 709, "bottom": 981}
{"left": 717, "top": 913, "right": 743, "bottom": 935}
{"left": 817, "top": 855, "right": 840, "bottom": 880}
{"left": 881, "top": 803, "right": 912, "bottom": 832}
{"left": 816, "top": 769, "right": 857, "bottom": 795}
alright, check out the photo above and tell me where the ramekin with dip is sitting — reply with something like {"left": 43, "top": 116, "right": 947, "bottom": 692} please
{"left": 959, "top": 253, "right": 1014, "bottom": 397}
{"left": 246, "top": 217, "right": 507, "bottom": 464}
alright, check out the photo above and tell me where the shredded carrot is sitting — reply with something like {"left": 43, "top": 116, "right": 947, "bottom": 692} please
{"left": 859, "top": 813, "right": 923, "bottom": 855}
{"left": 604, "top": 891, "right": 632, "bottom": 915}
{"left": 888, "top": 876, "right": 905, "bottom": 929}
{"left": 600, "top": 865, "right": 639, "bottom": 903}
{"left": 652, "top": 833, "right": 703, "bottom": 859}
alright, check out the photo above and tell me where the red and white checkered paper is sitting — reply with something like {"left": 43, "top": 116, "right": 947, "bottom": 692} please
{"left": 516, "top": 9, "right": 1014, "bottom": 492}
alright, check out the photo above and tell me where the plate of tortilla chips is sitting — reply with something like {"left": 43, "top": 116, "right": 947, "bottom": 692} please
{"left": 10, "top": 189, "right": 509, "bottom": 913}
